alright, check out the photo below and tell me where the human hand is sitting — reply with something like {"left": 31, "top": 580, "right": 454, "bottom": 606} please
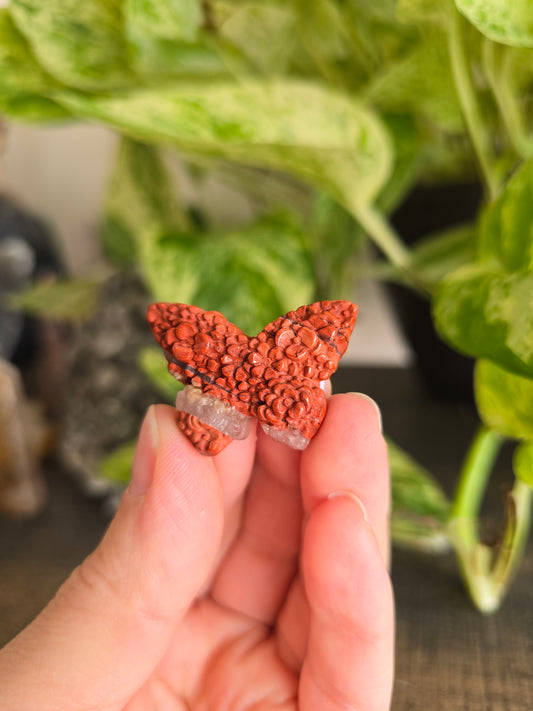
{"left": 0, "top": 393, "right": 394, "bottom": 710}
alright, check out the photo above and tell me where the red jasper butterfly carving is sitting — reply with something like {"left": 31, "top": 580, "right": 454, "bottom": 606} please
{"left": 147, "top": 300, "right": 357, "bottom": 455}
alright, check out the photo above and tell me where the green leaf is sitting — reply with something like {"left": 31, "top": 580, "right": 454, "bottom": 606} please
{"left": 397, "top": 0, "right": 449, "bottom": 25}
{"left": 388, "top": 439, "right": 451, "bottom": 551}
{"left": 478, "top": 159, "right": 533, "bottom": 271}
{"left": 125, "top": 0, "right": 202, "bottom": 43}
{"left": 10, "top": 0, "right": 132, "bottom": 90}
{"left": 290, "top": 0, "right": 350, "bottom": 68}
{"left": 0, "top": 9, "right": 55, "bottom": 92}
{"left": 372, "top": 223, "right": 476, "bottom": 286}
{"left": 0, "top": 9, "right": 71, "bottom": 120}
{"left": 98, "top": 440, "right": 136, "bottom": 485}
{"left": 433, "top": 265, "right": 533, "bottom": 378}
{"left": 310, "top": 193, "right": 364, "bottom": 298}
{"left": 127, "top": 36, "right": 226, "bottom": 79}
{"left": 475, "top": 360, "right": 533, "bottom": 440}
{"left": 455, "top": 0, "right": 533, "bottom": 47}
{"left": 138, "top": 346, "right": 181, "bottom": 402}
{"left": 0, "top": 92, "right": 71, "bottom": 120}
{"left": 56, "top": 81, "right": 392, "bottom": 209}
{"left": 125, "top": 1, "right": 222, "bottom": 79}
{"left": 434, "top": 159, "right": 533, "bottom": 378}
{"left": 408, "top": 224, "right": 476, "bottom": 284}
{"left": 101, "top": 137, "right": 188, "bottom": 266}
{"left": 9, "top": 277, "right": 103, "bottom": 321}
{"left": 217, "top": 1, "right": 295, "bottom": 75}
{"left": 376, "top": 114, "right": 425, "bottom": 214}
{"left": 514, "top": 440, "right": 533, "bottom": 487}
{"left": 141, "top": 212, "right": 315, "bottom": 335}
{"left": 366, "top": 29, "right": 463, "bottom": 131}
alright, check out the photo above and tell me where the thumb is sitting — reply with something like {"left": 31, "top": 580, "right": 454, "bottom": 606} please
{"left": 0, "top": 405, "right": 225, "bottom": 711}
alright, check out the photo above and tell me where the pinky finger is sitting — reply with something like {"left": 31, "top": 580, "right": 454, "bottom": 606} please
{"left": 300, "top": 495, "right": 394, "bottom": 711}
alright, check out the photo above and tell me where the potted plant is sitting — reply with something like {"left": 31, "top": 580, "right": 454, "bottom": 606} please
{"left": 1, "top": 0, "right": 532, "bottom": 613}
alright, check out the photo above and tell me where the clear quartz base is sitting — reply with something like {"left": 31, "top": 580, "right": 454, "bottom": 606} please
{"left": 261, "top": 423, "right": 310, "bottom": 450}
{"left": 175, "top": 385, "right": 252, "bottom": 440}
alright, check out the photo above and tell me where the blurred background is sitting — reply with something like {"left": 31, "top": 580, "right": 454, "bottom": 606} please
{"left": 1, "top": 122, "right": 413, "bottom": 365}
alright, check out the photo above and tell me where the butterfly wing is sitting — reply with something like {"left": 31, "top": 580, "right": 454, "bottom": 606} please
{"left": 147, "top": 302, "right": 249, "bottom": 393}
{"left": 259, "top": 300, "right": 357, "bottom": 382}
{"left": 147, "top": 302, "right": 252, "bottom": 455}
{"left": 252, "top": 300, "right": 358, "bottom": 443}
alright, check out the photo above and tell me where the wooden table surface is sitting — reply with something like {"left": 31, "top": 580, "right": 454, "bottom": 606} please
{"left": 1, "top": 366, "right": 532, "bottom": 709}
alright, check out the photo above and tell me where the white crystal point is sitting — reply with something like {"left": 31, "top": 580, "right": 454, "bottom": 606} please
{"left": 175, "top": 385, "right": 252, "bottom": 439}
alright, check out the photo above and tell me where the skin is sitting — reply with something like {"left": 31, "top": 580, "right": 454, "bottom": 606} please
{"left": 0, "top": 392, "right": 394, "bottom": 711}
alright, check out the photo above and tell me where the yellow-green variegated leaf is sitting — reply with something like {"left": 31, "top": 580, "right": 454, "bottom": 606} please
{"left": 101, "top": 137, "right": 188, "bottom": 266}
{"left": 57, "top": 81, "right": 392, "bottom": 210}
{"left": 514, "top": 440, "right": 533, "bottom": 487}
{"left": 456, "top": 0, "right": 533, "bottom": 47}
{"left": 126, "top": 0, "right": 202, "bottom": 42}
{"left": 140, "top": 212, "right": 315, "bottom": 336}
{"left": 0, "top": 9, "right": 71, "bottom": 120}
{"left": 475, "top": 360, "right": 533, "bottom": 440}
{"left": 433, "top": 266, "right": 533, "bottom": 379}
{"left": 10, "top": 0, "right": 132, "bottom": 90}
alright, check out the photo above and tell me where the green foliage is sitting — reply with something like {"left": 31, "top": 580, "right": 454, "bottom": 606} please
{"left": 478, "top": 159, "right": 533, "bottom": 271}
{"left": 475, "top": 360, "right": 533, "bottom": 440}
{"left": 126, "top": 0, "right": 202, "bottom": 43}
{"left": 138, "top": 346, "right": 180, "bottom": 402}
{"left": 128, "top": 36, "right": 225, "bottom": 79}
{"left": 56, "top": 81, "right": 393, "bottom": 211}
{"left": 309, "top": 194, "right": 365, "bottom": 298}
{"left": 397, "top": 0, "right": 449, "bottom": 25}
{"left": 214, "top": 1, "right": 295, "bottom": 76}
{"left": 410, "top": 226, "right": 477, "bottom": 284}
{"left": 455, "top": 0, "right": 533, "bottom": 47}
{"left": 10, "top": 0, "right": 132, "bottom": 90}
{"left": 514, "top": 441, "right": 533, "bottom": 488}
{"left": 0, "top": 93, "right": 70, "bottom": 120}
{"left": 388, "top": 439, "right": 451, "bottom": 551}
{"left": 101, "top": 137, "right": 187, "bottom": 266}
{"left": 124, "top": 0, "right": 219, "bottom": 78}
{"left": 433, "top": 266, "right": 533, "bottom": 378}
{"left": 98, "top": 440, "right": 136, "bottom": 485}
{"left": 366, "top": 28, "right": 463, "bottom": 132}
{"left": 434, "top": 160, "right": 533, "bottom": 379}
{"left": 0, "top": 9, "right": 70, "bottom": 119}
{"left": 374, "top": 224, "right": 476, "bottom": 286}
{"left": 0, "top": 9, "right": 55, "bottom": 93}
{"left": 9, "top": 277, "right": 103, "bottom": 321}
{"left": 140, "top": 212, "right": 315, "bottom": 335}
{"left": 376, "top": 114, "right": 424, "bottom": 213}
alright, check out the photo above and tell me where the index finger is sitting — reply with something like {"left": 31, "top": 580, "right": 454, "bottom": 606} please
{"left": 300, "top": 392, "right": 389, "bottom": 563}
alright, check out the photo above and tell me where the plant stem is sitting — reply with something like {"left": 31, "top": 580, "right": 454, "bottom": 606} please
{"left": 448, "top": 427, "right": 533, "bottom": 613}
{"left": 448, "top": 8, "right": 500, "bottom": 200}
{"left": 483, "top": 39, "right": 533, "bottom": 161}
{"left": 448, "top": 426, "right": 502, "bottom": 612}
{"left": 491, "top": 479, "right": 532, "bottom": 586}
{"left": 354, "top": 203, "right": 432, "bottom": 296}
{"left": 450, "top": 426, "right": 503, "bottom": 547}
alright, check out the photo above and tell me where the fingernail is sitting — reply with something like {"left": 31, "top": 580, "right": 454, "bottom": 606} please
{"left": 348, "top": 392, "right": 382, "bottom": 432}
{"left": 129, "top": 406, "right": 159, "bottom": 497}
{"left": 328, "top": 490, "right": 368, "bottom": 522}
